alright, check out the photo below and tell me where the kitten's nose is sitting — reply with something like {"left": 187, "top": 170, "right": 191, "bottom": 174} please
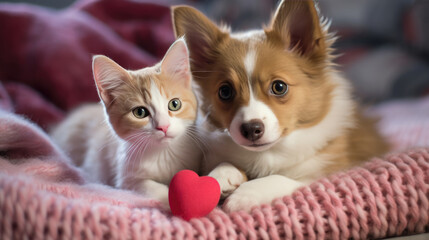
{"left": 156, "top": 125, "right": 169, "bottom": 134}
{"left": 240, "top": 119, "right": 264, "bottom": 141}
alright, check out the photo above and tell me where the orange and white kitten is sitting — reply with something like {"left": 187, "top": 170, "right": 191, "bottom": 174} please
{"left": 172, "top": 0, "right": 389, "bottom": 212}
{"left": 51, "top": 39, "right": 201, "bottom": 208}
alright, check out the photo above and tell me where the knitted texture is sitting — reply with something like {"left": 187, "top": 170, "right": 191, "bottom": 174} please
{"left": 1, "top": 0, "right": 429, "bottom": 238}
{"left": 1, "top": 148, "right": 428, "bottom": 239}
{"left": 1, "top": 98, "right": 429, "bottom": 239}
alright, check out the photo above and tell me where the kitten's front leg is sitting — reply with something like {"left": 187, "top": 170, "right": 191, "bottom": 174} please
{"left": 208, "top": 162, "right": 248, "bottom": 199}
{"left": 136, "top": 179, "right": 170, "bottom": 210}
{"left": 223, "top": 175, "right": 304, "bottom": 213}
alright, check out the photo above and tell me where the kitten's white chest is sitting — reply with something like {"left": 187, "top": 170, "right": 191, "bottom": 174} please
{"left": 117, "top": 133, "right": 201, "bottom": 187}
{"left": 137, "top": 151, "right": 181, "bottom": 184}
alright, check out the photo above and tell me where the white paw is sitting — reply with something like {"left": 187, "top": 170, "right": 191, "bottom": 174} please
{"left": 157, "top": 196, "right": 171, "bottom": 211}
{"left": 222, "top": 175, "right": 305, "bottom": 213}
{"left": 208, "top": 162, "right": 247, "bottom": 198}
{"left": 136, "top": 180, "right": 170, "bottom": 211}
{"left": 149, "top": 188, "right": 171, "bottom": 211}
{"left": 223, "top": 181, "right": 263, "bottom": 213}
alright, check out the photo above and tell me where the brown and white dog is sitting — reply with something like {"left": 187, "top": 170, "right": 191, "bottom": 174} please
{"left": 172, "top": 0, "right": 389, "bottom": 212}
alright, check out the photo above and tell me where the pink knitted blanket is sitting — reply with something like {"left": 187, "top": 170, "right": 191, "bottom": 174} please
{"left": 1, "top": 97, "right": 429, "bottom": 239}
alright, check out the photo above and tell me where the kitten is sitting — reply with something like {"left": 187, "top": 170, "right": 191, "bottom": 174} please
{"left": 51, "top": 39, "right": 202, "bottom": 209}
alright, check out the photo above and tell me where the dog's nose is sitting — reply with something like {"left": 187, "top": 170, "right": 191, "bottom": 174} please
{"left": 240, "top": 120, "right": 265, "bottom": 141}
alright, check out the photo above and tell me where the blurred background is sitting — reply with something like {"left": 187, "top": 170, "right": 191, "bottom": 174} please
{"left": 172, "top": 0, "right": 429, "bottom": 104}
{"left": 0, "top": 0, "right": 428, "bottom": 129}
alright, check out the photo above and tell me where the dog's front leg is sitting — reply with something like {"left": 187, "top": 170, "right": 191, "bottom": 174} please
{"left": 223, "top": 175, "right": 304, "bottom": 213}
{"left": 208, "top": 162, "right": 248, "bottom": 199}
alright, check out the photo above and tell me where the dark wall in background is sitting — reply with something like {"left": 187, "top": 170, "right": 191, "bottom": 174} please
{"left": 0, "top": 0, "right": 75, "bottom": 9}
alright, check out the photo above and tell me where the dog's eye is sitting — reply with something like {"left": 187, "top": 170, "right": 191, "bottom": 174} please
{"left": 132, "top": 106, "right": 150, "bottom": 119}
{"left": 218, "top": 83, "right": 234, "bottom": 101}
{"left": 168, "top": 98, "right": 182, "bottom": 111}
{"left": 271, "top": 80, "right": 288, "bottom": 96}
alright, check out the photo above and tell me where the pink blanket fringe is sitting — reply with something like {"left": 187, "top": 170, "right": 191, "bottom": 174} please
{"left": 1, "top": 148, "right": 428, "bottom": 239}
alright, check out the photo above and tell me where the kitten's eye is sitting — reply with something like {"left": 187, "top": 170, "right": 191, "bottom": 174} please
{"left": 271, "top": 80, "right": 288, "bottom": 96}
{"left": 218, "top": 83, "right": 234, "bottom": 101}
{"left": 168, "top": 98, "right": 182, "bottom": 111}
{"left": 132, "top": 107, "right": 149, "bottom": 119}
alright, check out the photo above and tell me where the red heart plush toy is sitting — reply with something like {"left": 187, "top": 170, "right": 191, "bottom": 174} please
{"left": 169, "top": 170, "right": 220, "bottom": 220}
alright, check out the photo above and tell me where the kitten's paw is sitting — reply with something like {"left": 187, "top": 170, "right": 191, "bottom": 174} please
{"left": 157, "top": 197, "right": 171, "bottom": 212}
{"left": 136, "top": 180, "right": 170, "bottom": 211}
{"left": 208, "top": 162, "right": 247, "bottom": 198}
{"left": 149, "top": 189, "right": 171, "bottom": 211}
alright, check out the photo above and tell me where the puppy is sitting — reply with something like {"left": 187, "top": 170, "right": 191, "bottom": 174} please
{"left": 172, "top": 0, "right": 389, "bottom": 212}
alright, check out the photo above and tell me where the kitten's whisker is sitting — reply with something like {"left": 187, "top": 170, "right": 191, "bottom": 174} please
{"left": 185, "top": 127, "right": 209, "bottom": 163}
{"left": 132, "top": 137, "right": 153, "bottom": 175}
{"left": 126, "top": 140, "right": 143, "bottom": 174}
{"left": 186, "top": 132, "right": 207, "bottom": 162}
{"left": 186, "top": 130, "right": 208, "bottom": 150}
{"left": 123, "top": 132, "right": 152, "bottom": 174}
{"left": 124, "top": 139, "right": 140, "bottom": 172}
{"left": 186, "top": 127, "right": 210, "bottom": 148}
{"left": 187, "top": 130, "right": 208, "bottom": 162}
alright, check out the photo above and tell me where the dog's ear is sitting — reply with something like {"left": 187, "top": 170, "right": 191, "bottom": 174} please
{"left": 267, "top": 0, "right": 325, "bottom": 60}
{"left": 172, "top": 6, "right": 227, "bottom": 69}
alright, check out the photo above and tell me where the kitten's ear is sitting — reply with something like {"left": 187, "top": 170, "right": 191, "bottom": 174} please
{"left": 172, "top": 6, "right": 227, "bottom": 70}
{"left": 160, "top": 38, "right": 191, "bottom": 88}
{"left": 267, "top": 0, "right": 326, "bottom": 61}
{"left": 92, "top": 55, "right": 131, "bottom": 105}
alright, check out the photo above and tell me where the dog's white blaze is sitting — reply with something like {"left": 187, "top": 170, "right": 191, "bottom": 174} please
{"left": 231, "top": 30, "right": 263, "bottom": 40}
{"left": 242, "top": 93, "right": 271, "bottom": 122}
{"left": 229, "top": 90, "right": 280, "bottom": 147}
{"left": 244, "top": 49, "right": 256, "bottom": 79}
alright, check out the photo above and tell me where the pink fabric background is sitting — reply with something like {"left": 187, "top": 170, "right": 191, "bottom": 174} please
{"left": 0, "top": 0, "right": 174, "bottom": 129}
{"left": 0, "top": 0, "right": 428, "bottom": 239}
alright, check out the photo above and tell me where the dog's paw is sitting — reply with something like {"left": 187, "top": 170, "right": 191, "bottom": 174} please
{"left": 222, "top": 181, "right": 262, "bottom": 213}
{"left": 222, "top": 175, "right": 305, "bottom": 213}
{"left": 208, "top": 162, "right": 247, "bottom": 198}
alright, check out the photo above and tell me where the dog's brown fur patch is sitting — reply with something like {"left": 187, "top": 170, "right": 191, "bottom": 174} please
{"left": 172, "top": 1, "right": 389, "bottom": 176}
